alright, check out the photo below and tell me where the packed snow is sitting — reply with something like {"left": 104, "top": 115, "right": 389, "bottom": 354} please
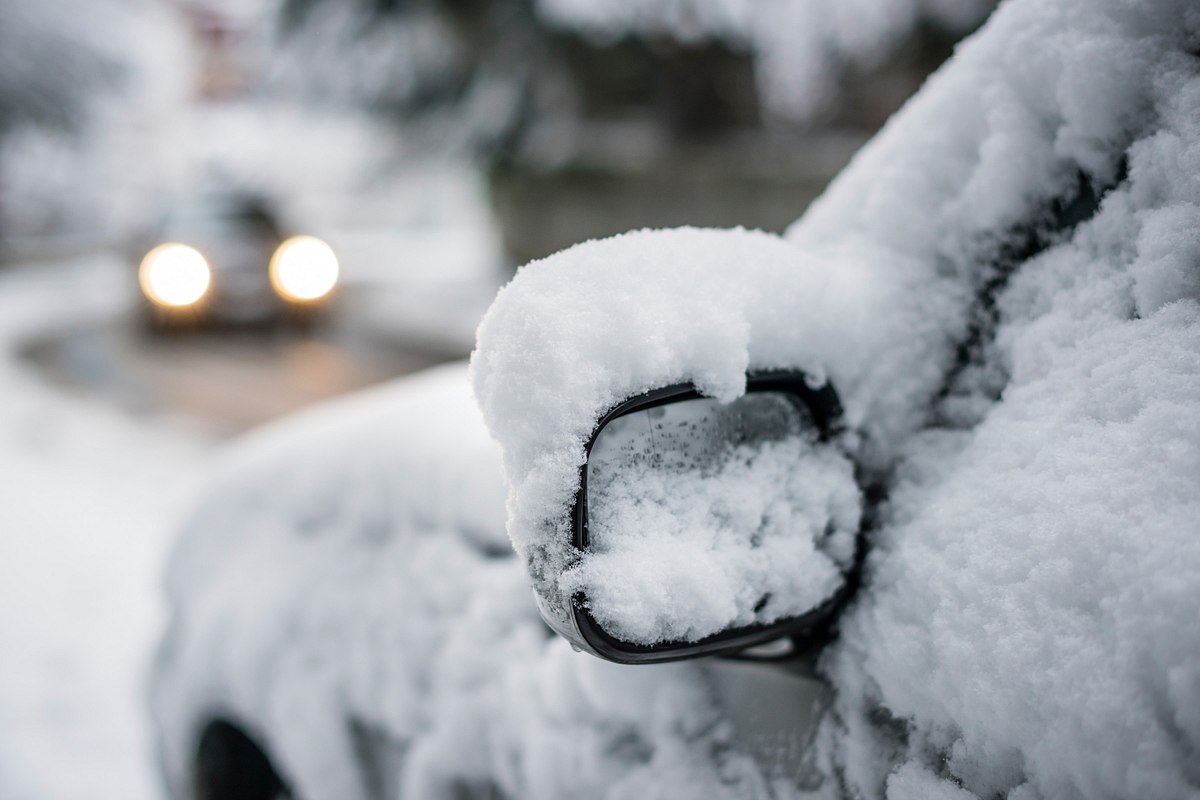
{"left": 567, "top": 394, "right": 859, "bottom": 644}
{"left": 472, "top": 0, "right": 1200, "bottom": 797}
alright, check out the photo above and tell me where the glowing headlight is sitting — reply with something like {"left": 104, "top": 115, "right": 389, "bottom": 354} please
{"left": 139, "top": 243, "right": 210, "bottom": 308}
{"left": 270, "top": 236, "right": 339, "bottom": 302}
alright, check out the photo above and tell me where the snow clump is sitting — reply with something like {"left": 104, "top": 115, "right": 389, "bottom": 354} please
{"left": 473, "top": 226, "right": 915, "bottom": 636}
{"left": 569, "top": 393, "right": 860, "bottom": 644}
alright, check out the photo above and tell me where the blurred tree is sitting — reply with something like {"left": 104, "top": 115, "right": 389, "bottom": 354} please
{"left": 0, "top": 0, "right": 193, "bottom": 256}
{"left": 536, "top": 0, "right": 999, "bottom": 126}
{"left": 264, "top": 0, "right": 999, "bottom": 265}
{"left": 0, "top": 0, "right": 126, "bottom": 139}
{"left": 269, "top": 0, "right": 533, "bottom": 134}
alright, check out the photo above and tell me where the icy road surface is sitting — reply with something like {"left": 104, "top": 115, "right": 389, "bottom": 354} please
{"left": 0, "top": 256, "right": 212, "bottom": 799}
{"left": 23, "top": 312, "right": 446, "bottom": 437}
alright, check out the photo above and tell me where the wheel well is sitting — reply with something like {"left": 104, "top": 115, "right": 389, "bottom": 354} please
{"left": 193, "top": 719, "right": 292, "bottom": 800}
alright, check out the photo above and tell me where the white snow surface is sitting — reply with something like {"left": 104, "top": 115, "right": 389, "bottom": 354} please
{"left": 473, "top": 226, "right": 904, "bottom": 633}
{"left": 153, "top": 363, "right": 790, "bottom": 800}
{"left": 473, "top": 0, "right": 1200, "bottom": 797}
{"left": 0, "top": 258, "right": 208, "bottom": 800}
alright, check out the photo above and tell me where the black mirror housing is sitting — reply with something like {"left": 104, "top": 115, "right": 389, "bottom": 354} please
{"left": 562, "top": 371, "right": 860, "bottom": 664}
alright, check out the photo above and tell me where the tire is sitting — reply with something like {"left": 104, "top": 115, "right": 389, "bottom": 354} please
{"left": 193, "top": 720, "right": 292, "bottom": 800}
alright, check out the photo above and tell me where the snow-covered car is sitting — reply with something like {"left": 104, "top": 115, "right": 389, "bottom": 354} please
{"left": 134, "top": 191, "right": 339, "bottom": 329}
{"left": 151, "top": 1, "right": 1200, "bottom": 798}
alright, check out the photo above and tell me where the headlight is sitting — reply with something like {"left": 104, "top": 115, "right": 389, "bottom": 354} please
{"left": 139, "top": 243, "right": 210, "bottom": 308}
{"left": 269, "top": 236, "right": 338, "bottom": 302}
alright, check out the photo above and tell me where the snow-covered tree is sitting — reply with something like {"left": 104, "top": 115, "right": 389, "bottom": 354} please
{"left": 265, "top": 0, "right": 534, "bottom": 154}
{"left": 536, "top": 0, "right": 997, "bottom": 125}
{"left": 0, "top": 0, "right": 193, "bottom": 250}
{"left": 0, "top": 0, "right": 125, "bottom": 138}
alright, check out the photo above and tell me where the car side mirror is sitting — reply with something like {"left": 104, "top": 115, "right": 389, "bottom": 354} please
{"left": 561, "top": 371, "right": 864, "bottom": 664}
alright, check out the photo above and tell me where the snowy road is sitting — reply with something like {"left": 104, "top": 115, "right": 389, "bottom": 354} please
{"left": 22, "top": 305, "right": 447, "bottom": 436}
{"left": 0, "top": 254, "right": 464, "bottom": 798}
{"left": 0, "top": 187, "right": 504, "bottom": 794}
{"left": 0, "top": 256, "right": 212, "bottom": 799}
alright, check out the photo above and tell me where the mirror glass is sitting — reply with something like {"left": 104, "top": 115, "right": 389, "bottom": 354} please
{"left": 566, "top": 392, "right": 861, "bottom": 647}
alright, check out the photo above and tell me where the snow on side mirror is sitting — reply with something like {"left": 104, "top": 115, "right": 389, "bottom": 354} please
{"left": 562, "top": 372, "right": 863, "bottom": 664}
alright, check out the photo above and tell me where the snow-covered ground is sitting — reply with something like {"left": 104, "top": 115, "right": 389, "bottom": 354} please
{"left": 0, "top": 154, "right": 504, "bottom": 796}
{"left": 0, "top": 258, "right": 212, "bottom": 799}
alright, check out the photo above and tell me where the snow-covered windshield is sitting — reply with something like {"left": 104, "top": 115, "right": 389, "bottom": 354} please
{"left": 574, "top": 393, "right": 859, "bottom": 644}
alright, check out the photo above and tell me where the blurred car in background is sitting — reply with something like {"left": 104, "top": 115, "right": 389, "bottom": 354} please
{"left": 135, "top": 191, "right": 339, "bottom": 330}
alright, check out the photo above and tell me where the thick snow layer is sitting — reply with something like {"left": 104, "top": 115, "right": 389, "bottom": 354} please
{"left": 153, "top": 363, "right": 792, "bottom": 800}
{"left": 473, "top": 0, "right": 1200, "bottom": 796}
{"left": 471, "top": 219, "right": 980, "bottom": 632}
{"left": 568, "top": 396, "right": 859, "bottom": 644}
{"left": 474, "top": 227, "right": 884, "bottom": 633}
